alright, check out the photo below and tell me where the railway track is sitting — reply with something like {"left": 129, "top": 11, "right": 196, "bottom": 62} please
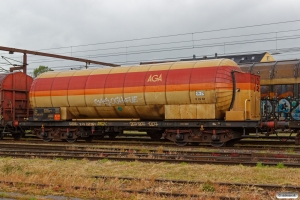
{"left": 1, "top": 175, "right": 299, "bottom": 199}
{"left": 1, "top": 143, "right": 300, "bottom": 167}
{"left": 1, "top": 142, "right": 300, "bottom": 154}
{"left": 1, "top": 138, "right": 300, "bottom": 152}
{"left": 2, "top": 133, "right": 298, "bottom": 144}
{"left": 0, "top": 180, "right": 240, "bottom": 199}
{"left": 93, "top": 175, "right": 300, "bottom": 190}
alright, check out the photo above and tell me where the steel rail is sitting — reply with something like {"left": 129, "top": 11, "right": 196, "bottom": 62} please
{"left": 1, "top": 137, "right": 299, "bottom": 146}
{"left": 1, "top": 151, "right": 300, "bottom": 167}
{"left": 0, "top": 180, "right": 238, "bottom": 199}
{"left": 1, "top": 143, "right": 300, "bottom": 156}
{"left": 92, "top": 175, "right": 300, "bottom": 190}
{"left": 1, "top": 141, "right": 300, "bottom": 152}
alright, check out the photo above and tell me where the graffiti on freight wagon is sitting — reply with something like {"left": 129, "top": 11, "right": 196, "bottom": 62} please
{"left": 94, "top": 96, "right": 138, "bottom": 106}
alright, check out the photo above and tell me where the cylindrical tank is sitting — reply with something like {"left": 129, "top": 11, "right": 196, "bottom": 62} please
{"left": 30, "top": 59, "right": 241, "bottom": 120}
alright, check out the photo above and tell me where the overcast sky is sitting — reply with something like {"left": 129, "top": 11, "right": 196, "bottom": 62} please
{"left": 1, "top": 0, "right": 300, "bottom": 75}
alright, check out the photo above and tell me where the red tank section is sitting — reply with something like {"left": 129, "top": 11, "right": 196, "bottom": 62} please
{"left": 0, "top": 72, "right": 33, "bottom": 125}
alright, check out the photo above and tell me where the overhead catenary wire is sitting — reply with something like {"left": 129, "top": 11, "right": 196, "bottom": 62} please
{"left": 3, "top": 19, "right": 300, "bottom": 61}
{"left": 25, "top": 46, "right": 300, "bottom": 71}
{"left": 18, "top": 27, "right": 300, "bottom": 57}
{"left": 34, "top": 19, "right": 300, "bottom": 51}
{"left": 5, "top": 27, "right": 300, "bottom": 62}
{"left": 25, "top": 34, "right": 300, "bottom": 65}
{"left": 1, "top": 19, "right": 300, "bottom": 71}
{"left": 24, "top": 32, "right": 300, "bottom": 63}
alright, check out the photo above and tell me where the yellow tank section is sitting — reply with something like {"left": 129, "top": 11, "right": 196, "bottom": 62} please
{"left": 225, "top": 72, "right": 261, "bottom": 121}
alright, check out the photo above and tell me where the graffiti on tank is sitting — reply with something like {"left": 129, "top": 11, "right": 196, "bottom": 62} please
{"left": 94, "top": 96, "right": 138, "bottom": 106}
{"left": 147, "top": 74, "right": 162, "bottom": 82}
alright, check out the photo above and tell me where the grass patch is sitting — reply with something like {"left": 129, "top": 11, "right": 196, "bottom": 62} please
{"left": 54, "top": 157, "right": 64, "bottom": 161}
{"left": 276, "top": 162, "right": 285, "bottom": 168}
{"left": 99, "top": 158, "right": 109, "bottom": 163}
{"left": 287, "top": 148, "right": 295, "bottom": 154}
{"left": 202, "top": 181, "right": 215, "bottom": 192}
{"left": 181, "top": 162, "right": 187, "bottom": 165}
{"left": 256, "top": 162, "right": 264, "bottom": 168}
{"left": 0, "top": 157, "right": 299, "bottom": 199}
{"left": 0, "top": 193, "right": 8, "bottom": 198}
{"left": 2, "top": 163, "right": 23, "bottom": 174}
{"left": 156, "top": 146, "right": 164, "bottom": 154}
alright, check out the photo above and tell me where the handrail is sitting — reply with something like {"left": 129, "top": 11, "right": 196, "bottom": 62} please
{"left": 244, "top": 99, "right": 250, "bottom": 120}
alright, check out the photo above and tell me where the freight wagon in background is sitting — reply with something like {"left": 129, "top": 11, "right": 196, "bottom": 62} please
{"left": 0, "top": 72, "right": 33, "bottom": 140}
{"left": 239, "top": 60, "right": 300, "bottom": 122}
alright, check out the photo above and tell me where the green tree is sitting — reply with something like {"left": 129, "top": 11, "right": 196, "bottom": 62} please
{"left": 33, "top": 66, "right": 53, "bottom": 78}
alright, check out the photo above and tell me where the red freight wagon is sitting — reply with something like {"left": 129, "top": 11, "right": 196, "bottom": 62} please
{"left": 0, "top": 72, "right": 33, "bottom": 139}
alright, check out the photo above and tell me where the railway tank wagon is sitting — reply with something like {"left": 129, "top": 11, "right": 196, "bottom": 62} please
{"left": 25, "top": 59, "right": 261, "bottom": 146}
{"left": 0, "top": 72, "right": 33, "bottom": 139}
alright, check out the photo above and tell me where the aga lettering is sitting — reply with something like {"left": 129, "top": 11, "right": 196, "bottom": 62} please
{"left": 147, "top": 74, "right": 162, "bottom": 82}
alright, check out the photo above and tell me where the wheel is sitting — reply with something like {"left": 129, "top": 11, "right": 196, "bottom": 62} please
{"left": 85, "top": 136, "right": 94, "bottom": 143}
{"left": 42, "top": 138, "right": 52, "bottom": 142}
{"left": 210, "top": 142, "right": 226, "bottom": 147}
{"left": 66, "top": 138, "right": 77, "bottom": 143}
{"left": 226, "top": 138, "right": 241, "bottom": 147}
{"left": 108, "top": 134, "right": 117, "bottom": 139}
{"left": 147, "top": 132, "right": 162, "bottom": 141}
{"left": 12, "top": 133, "right": 22, "bottom": 141}
{"left": 97, "top": 135, "right": 105, "bottom": 140}
{"left": 175, "top": 141, "right": 188, "bottom": 146}
{"left": 189, "top": 142, "right": 200, "bottom": 146}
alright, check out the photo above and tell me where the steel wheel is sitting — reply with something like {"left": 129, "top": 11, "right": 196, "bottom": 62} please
{"left": 12, "top": 134, "right": 22, "bottom": 141}
{"left": 42, "top": 138, "right": 52, "bottom": 142}
{"left": 147, "top": 131, "right": 162, "bottom": 141}
{"left": 66, "top": 138, "right": 77, "bottom": 143}
{"left": 175, "top": 141, "right": 188, "bottom": 146}
{"left": 108, "top": 134, "right": 117, "bottom": 139}
{"left": 226, "top": 138, "right": 241, "bottom": 147}
{"left": 85, "top": 136, "right": 94, "bottom": 143}
{"left": 97, "top": 135, "right": 105, "bottom": 140}
{"left": 210, "top": 142, "right": 226, "bottom": 147}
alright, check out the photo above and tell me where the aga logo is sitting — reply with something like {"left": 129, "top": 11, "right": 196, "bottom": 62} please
{"left": 147, "top": 74, "right": 162, "bottom": 82}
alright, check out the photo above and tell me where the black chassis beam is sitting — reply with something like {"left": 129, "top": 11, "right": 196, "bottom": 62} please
{"left": 19, "top": 120, "right": 260, "bottom": 129}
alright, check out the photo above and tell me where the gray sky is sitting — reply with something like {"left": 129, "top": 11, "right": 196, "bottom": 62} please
{"left": 1, "top": 0, "right": 300, "bottom": 75}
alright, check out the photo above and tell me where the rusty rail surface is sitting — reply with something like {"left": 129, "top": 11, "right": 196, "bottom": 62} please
{"left": 1, "top": 141, "right": 300, "bottom": 152}
{"left": 0, "top": 180, "right": 240, "bottom": 199}
{"left": 1, "top": 144, "right": 300, "bottom": 167}
{"left": 1, "top": 142, "right": 300, "bottom": 154}
{"left": 0, "top": 176, "right": 299, "bottom": 199}
{"left": 91, "top": 175, "right": 300, "bottom": 190}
